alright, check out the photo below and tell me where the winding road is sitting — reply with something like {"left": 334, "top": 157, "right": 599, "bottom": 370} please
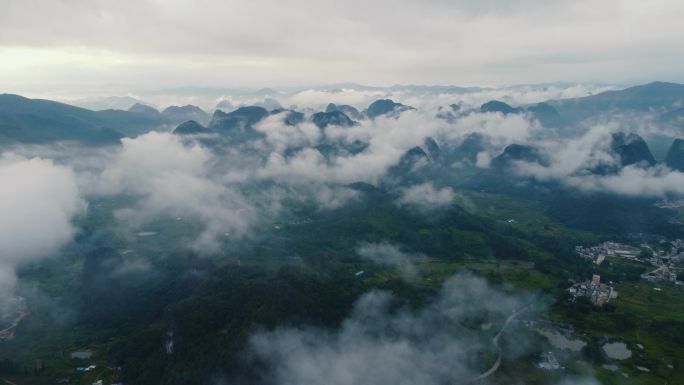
{"left": 469, "top": 304, "right": 531, "bottom": 383}
{"left": 0, "top": 310, "right": 28, "bottom": 340}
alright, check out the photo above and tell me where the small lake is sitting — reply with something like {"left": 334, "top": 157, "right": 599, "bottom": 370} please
{"left": 535, "top": 328, "right": 586, "bottom": 352}
{"left": 602, "top": 342, "right": 632, "bottom": 360}
{"left": 71, "top": 351, "right": 93, "bottom": 359}
{"left": 136, "top": 231, "right": 158, "bottom": 237}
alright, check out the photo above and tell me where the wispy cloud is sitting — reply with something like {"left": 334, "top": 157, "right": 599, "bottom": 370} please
{"left": 0, "top": 153, "right": 85, "bottom": 306}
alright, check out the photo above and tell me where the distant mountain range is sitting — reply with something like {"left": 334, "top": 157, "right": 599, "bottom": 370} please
{"left": 1, "top": 82, "right": 683, "bottom": 160}
{"left": 0, "top": 94, "right": 215, "bottom": 144}
{"left": 70, "top": 95, "right": 142, "bottom": 111}
{"left": 0, "top": 94, "right": 159, "bottom": 144}
{"left": 548, "top": 81, "right": 684, "bottom": 124}
{"left": 468, "top": 82, "right": 684, "bottom": 135}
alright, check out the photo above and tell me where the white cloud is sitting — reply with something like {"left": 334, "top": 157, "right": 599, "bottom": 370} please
{"left": 356, "top": 242, "right": 421, "bottom": 279}
{"left": 0, "top": 154, "right": 85, "bottom": 304}
{"left": 565, "top": 165, "right": 684, "bottom": 197}
{"left": 509, "top": 125, "right": 684, "bottom": 197}
{"left": 446, "top": 111, "right": 539, "bottom": 148}
{"left": 511, "top": 125, "right": 617, "bottom": 179}
{"left": 312, "top": 185, "right": 360, "bottom": 210}
{"left": 253, "top": 113, "right": 321, "bottom": 154}
{"left": 258, "top": 110, "right": 442, "bottom": 184}
{"left": 92, "top": 132, "right": 256, "bottom": 253}
{"left": 248, "top": 273, "right": 536, "bottom": 385}
{"left": 396, "top": 183, "right": 455, "bottom": 209}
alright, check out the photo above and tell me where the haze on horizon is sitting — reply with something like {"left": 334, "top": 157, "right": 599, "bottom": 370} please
{"left": 2, "top": 0, "right": 684, "bottom": 98}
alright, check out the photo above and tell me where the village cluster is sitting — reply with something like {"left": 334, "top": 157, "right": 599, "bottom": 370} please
{"left": 536, "top": 351, "right": 563, "bottom": 370}
{"left": 569, "top": 239, "right": 684, "bottom": 306}
{"left": 567, "top": 274, "right": 618, "bottom": 306}
{"left": 575, "top": 240, "right": 682, "bottom": 284}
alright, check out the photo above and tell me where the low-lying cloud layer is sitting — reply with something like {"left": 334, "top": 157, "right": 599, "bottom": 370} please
{"left": 247, "top": 273, "right": 582, "bottom": 385}
{"left": 75, "top": 104, "right": 538, "bottom": 251}
{"left": 92, "top": 132, "right": 256, "bottom": 253}
{"left": 356, "top": 242, "right": 422, "bottom": 280}
{"left": 0, "top": 154, "right": 85, "bottom": 307}
{"left": 566, "top": 165, "right": 684, "bottom": 197}
{"left": 5, "top": 88, "right": 684, "bottom": 256}
{"left": 509, "top": 125, "right": 684, "bottom": 197}
{"left": 396, "top": 183, "right": 455, "bottom": 209}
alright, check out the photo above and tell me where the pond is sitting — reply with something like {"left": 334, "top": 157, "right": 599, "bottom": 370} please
{"left": 136, "top": 231, "right": 158, "bottom": 237}
{"left": 535, "top": 328, "right": 586, "bottom": 352}
{"left": 70, "top": 351, "right": 93, "bottom": 359}
{"left": 602, "top": 342, "right": 632, "bottom": 360}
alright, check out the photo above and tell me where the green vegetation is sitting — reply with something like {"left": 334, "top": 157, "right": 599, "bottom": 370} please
{"left": 2, "top": 184, "right": 684, "bottom": 385}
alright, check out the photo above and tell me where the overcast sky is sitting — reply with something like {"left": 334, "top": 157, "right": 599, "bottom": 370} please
{"left": 1, "top": 0, "right": 683, "bottom": 95}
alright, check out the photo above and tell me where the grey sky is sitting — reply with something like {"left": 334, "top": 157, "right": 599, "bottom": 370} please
{"left": 1, "top": 0, "right": 683, "bottom": 94}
